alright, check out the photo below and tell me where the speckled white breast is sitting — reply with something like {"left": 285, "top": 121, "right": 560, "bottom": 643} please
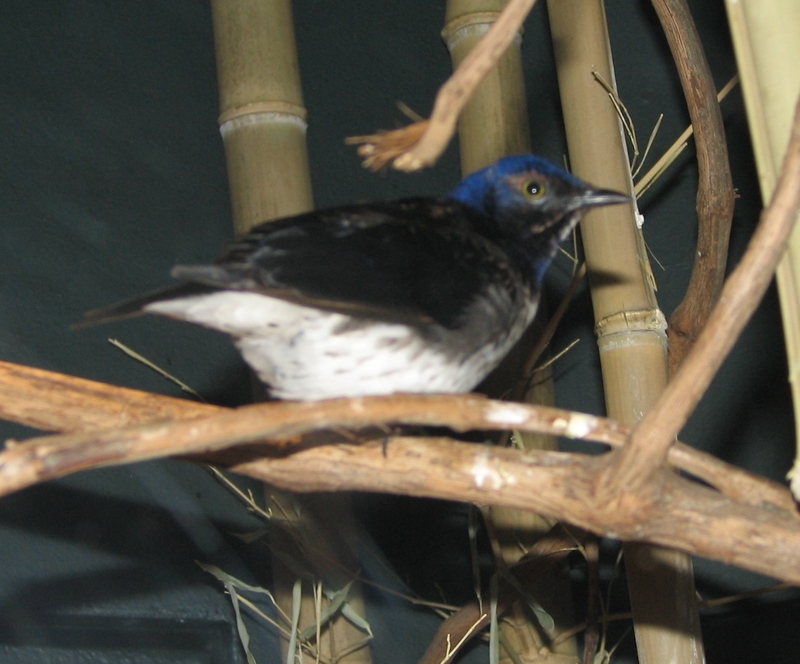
{"left": 144, "top": 288, "right": 537, "bottom": 400}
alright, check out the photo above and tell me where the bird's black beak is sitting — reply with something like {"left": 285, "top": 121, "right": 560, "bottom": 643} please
{"left": 577, "top": 187, "right": 632, "bottom": 209}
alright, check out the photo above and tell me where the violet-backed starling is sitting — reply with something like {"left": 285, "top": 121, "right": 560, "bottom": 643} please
{"left": 82, "top": 154, "right": 628, "bottom": 400}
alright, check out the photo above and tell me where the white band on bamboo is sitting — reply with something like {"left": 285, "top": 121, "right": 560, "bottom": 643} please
{"left": 441, "top": 12, "right": 522, "bottom": 51}
{"left": 218, "top": 101, "right": 308, "bottom": 137}
{"left": 595, "top": 309, "right": 668, "bottom": 351}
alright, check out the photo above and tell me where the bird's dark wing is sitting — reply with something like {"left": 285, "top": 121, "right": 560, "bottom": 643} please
{"left": 172, "top": 198, "right": 526, "bottom": 330}
{"left": 77, "top": 282, "right": 215, "bottom": 326}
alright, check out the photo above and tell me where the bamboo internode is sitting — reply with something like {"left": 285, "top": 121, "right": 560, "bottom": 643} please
{"left": 211, "top": 0, "right": 313, "bottom": 236}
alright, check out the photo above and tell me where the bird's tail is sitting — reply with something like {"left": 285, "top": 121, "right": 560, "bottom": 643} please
{"left": 74, "top": 282, "right": 212, "bottom": 328}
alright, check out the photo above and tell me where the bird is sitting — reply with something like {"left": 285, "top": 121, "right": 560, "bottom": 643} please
{"left": 81, "top": 154, "right": 628, "bottom": 400}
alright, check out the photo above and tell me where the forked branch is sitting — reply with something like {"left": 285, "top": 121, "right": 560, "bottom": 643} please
{"left": 0, "top": 360, "right": 791, "bottom": 512}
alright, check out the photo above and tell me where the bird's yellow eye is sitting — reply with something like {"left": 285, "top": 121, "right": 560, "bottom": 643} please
{"left": 523, "top": 180, "right": 546, "bottom": 199}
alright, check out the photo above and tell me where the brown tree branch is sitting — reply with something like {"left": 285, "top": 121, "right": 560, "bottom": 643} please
{"left": 0, "top": 392, "right": 624, "bottom": 498}
{"left": 0, "top": 363, "right": 799, "bottom": 583}
{"left": 0, "top": 360, "right": 792, "bottom": 511}
{"left": 601, "top": 94, "right": 800, "bottom": 497}
{"left": 0, "top": 359, "right": 221, "bottom": 432}
{"left": 651, "top": 0, "right": 736, "bottom": 375}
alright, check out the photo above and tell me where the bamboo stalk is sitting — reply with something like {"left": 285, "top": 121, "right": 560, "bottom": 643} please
{"left": 210, "top": 3, "right": 369, "bottom": 661}
{"left": 443, "top": 1, "right": 578, "bottom": 660}
{"left": 546, "top": 1, "right": 705, "bottom": 662}
{"left": 211, "top": 0, "right": 313, "bottom": 236}
{"left": 723, "top": 0, "right": 800, "bottom": 498}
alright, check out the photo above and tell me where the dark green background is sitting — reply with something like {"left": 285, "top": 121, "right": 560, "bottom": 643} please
{"left": 0, "top": 1, "right": 796, "bottom": 661}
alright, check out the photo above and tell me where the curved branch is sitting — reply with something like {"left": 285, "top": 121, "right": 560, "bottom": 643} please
{"left": 650, "top": 0, "right": 736, "bottom": 374}
{"left": 0, "top": 361, "right": 798, "bottom": 584}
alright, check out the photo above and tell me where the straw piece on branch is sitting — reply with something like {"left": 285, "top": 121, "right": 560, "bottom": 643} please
{"left": 346, "top": 0, "right": 537, "bottom": 171}
{"left": 633, "top": 75, "right": 739, "bottom": 198}
{"left": 652, "top": 0, "right": 736, "bottom": 376}
{"left": 601, "top": 93, "right": 800, "bottom": 498}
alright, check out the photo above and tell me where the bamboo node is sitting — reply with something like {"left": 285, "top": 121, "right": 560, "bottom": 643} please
{"left": 441, "top": 12, "right": 509, "bottom": 51}
{"left": 595, "top": 309, "right": 667, "bottom": 338}
{"left": 218, "top": 101, "right": 308, "bottom": 135}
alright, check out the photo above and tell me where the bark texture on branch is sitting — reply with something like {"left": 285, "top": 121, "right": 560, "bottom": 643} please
{"left": 230, "top": 438, "right": 800, "bottom": 585}
{"left": 0, "top": 360, "right": 220, "bottom": 433}
{"left": 651, "top": 0, "right": 736, "bottom": 375}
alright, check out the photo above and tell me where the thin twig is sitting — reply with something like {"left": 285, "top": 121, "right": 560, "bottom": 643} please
{"left": 634, "top": 75, "right": 739, "bottom": 198}
{"left": 108, "top": 338, "right": 207, "bottom": 402}
{"left": 515, "top": 263, "right": 588, "bottom": 399}
{"left": 347, "top": 0, "right": 537, "bottom": 171}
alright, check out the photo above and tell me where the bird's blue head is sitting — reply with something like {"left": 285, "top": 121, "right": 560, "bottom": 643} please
{"left": 449, "top": 155, "right": 586, "bottom": 211}
{"left": 448, "top": 154, "right": 629, "bottom": 279}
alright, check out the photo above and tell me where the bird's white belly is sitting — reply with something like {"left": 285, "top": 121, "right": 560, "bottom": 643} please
{"left": 144, "top": 290, "right": 534, "bottom": 400}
